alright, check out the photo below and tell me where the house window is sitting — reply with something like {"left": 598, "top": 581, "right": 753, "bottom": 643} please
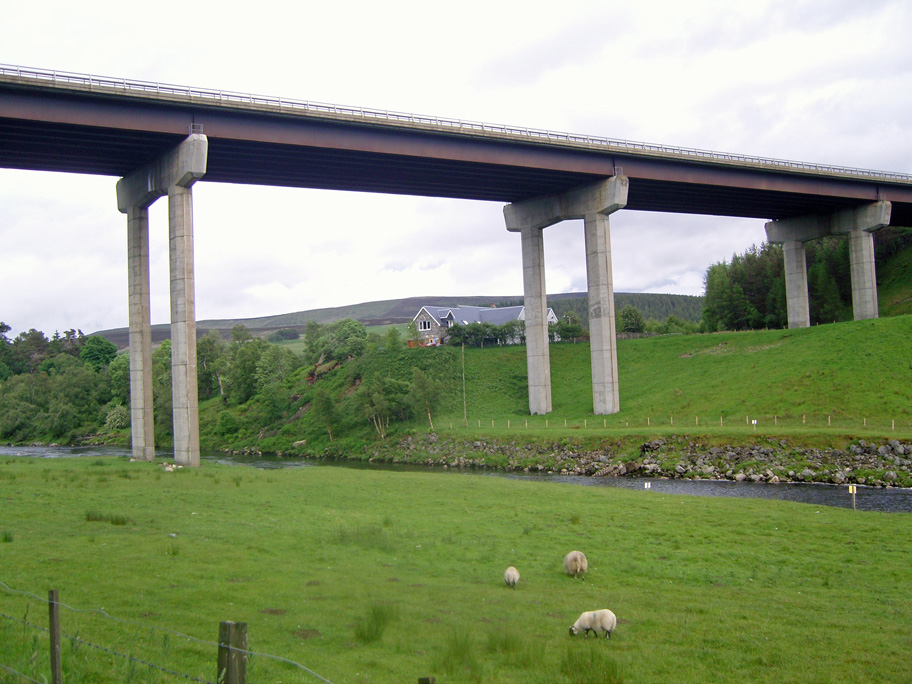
{"left": 418, "top": 320, "right": 432, "bottom": 331}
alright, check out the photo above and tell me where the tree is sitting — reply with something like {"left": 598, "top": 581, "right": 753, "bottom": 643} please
{"left": 152, "top": 340, "right": 172, "bottom": 434}
{"left": 357, "top": 376, "right": 410, "bottom": 439}
{"left": 11, "top": 329, "right": 50, "bottom": 374}
{"left": 231, "top": 324, "right": 254, "bottom": 344}
{"left": 618, "top": 305, "right": 646, "bottom": 333}
{"left": 108, "top": 353, "right": 131, "bottom": 406}
{"left": 312, "top": 387, "right": 338, "bottom": 441}
{"left": 409, "top": 368, "right": 441, "bottom": 430}
{"left": 384, "top": 327, "right": 403, "bottom": 350}
{"left": 197, "top": 331, "right": 227, "bottom": 401}
{"left": 267, "top": 328, "right": 299, "bottom": 342}
{"left": 702, "top": 262, "right": 733, "bottom": 332}
{"left": 79, "top": 336, "right": 118, "bottom": 371}
{"left": 225, "top": 338, "right": 267, "bottom": 404}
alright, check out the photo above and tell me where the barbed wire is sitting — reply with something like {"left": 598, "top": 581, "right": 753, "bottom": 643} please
{"left": 0, "top": 579, "right": 336, "bottom": 684}
{"left": 0, "top": 610, "right": 213, "bottom": 684}
{"left": 0, "top": 662, "right": 46, "bottom": 684}
{"left": 68, "top": 633, "right": 215, "bottom": 684}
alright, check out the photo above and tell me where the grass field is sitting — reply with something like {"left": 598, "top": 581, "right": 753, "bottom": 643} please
{"left": 447, "top": 315, "right": 912, "bottom": 432}
{"left": 1, "top": 456, "right": 910, "bottom": 683}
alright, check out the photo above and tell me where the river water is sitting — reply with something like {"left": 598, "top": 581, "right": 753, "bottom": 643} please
{"left": 3, "top": 444, "right": 911, "bottom": 513}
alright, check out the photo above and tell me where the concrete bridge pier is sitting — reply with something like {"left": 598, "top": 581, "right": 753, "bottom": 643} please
{"left": 765, "top": 201, "right": 891, "bottom": 328}
{"left": 117, "top": 134, "right": 208, "bottom": 466}
{"left": 505, "top": 176, "right": 629, "bottom": 415}
{"left": 125, "top": 205, "right": 155, "bottom": 461}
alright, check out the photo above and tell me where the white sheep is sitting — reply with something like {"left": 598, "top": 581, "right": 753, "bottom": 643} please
{"left": 569, "top": 609, "right": 617, "bottom": 639}
{"left": 563, "top": 550, "right": 588, "bottom": 578}
{"left": 503, "top": 565, "right": 520, "bottom": 588}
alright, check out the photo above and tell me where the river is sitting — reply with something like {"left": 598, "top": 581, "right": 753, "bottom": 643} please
{"left": 3, "top": 444, "right": 911, "bottom": 513}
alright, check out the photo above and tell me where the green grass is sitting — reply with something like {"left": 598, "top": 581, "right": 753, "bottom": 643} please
{"left": 878, "top": 239, "right": 912, "bottom": 317}
{"left": 0, "top": 456, "right": 910, "bottom": 683}
{"left": 444, "top": 315, "right": 912, "bottom": 433}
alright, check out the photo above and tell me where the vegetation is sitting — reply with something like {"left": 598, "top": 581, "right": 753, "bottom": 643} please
{"left": 701, "top": 227, "right": 912, "bottom": 331}
{"left": 0, "top": 456, "right": 909, "bottom": 683}
{"left": 2, "top": 238, "right": 911, "bottom": 452}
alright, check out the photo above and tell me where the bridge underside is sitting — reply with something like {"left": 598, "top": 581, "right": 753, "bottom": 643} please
{"left": 2, "top": 85, "right": 911, "bottom": 224}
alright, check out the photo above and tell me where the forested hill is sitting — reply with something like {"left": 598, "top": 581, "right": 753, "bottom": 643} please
{"left": 94, "top": 292, "right": 704, "bottom": 348}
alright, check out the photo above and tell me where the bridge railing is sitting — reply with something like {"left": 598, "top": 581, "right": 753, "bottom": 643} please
{"left": 3, "top": 63, "right": 911, "bottom": 183}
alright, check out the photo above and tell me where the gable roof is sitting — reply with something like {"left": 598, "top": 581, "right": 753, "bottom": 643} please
{"left": 413, "top": 304, "right": 555, "bottom": 326}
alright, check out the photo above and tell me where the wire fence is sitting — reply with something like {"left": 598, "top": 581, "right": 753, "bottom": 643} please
{"left": 444, "top": 413, "right": 912, "bottom": 435}
{"left": 0, "top": 580, "right": 336, "bottom": 684}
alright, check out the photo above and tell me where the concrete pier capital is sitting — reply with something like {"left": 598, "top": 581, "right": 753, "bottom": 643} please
{"left": 116, "top": 134, "right": 208, "bottom": 212}
{"left": 764, "top": 200, "right": 891, "bottom": 243}
{"left": 504, "top": 176, "right": 628, "bottom": 232}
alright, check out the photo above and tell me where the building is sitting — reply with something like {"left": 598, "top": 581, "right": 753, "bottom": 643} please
{"left": 411, "top": 304, "right": 558, "bottom": 345}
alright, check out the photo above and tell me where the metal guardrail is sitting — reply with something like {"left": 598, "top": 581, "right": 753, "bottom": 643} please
{"left": 3, "top": 63, "right": 912, "bottom": 183}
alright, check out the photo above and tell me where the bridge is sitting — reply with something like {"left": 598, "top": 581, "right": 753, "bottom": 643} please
{"left": 3, "top": 65, "right": 911, "bottom": 465}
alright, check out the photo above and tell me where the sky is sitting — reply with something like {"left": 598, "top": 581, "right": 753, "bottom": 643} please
{"left": 2, "top": 0, "right": 911, "bottom": 338}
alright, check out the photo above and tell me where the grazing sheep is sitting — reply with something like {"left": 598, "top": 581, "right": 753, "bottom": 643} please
{"left": 569, "top": 609, "right": 617, "bottom": 639}
{"left": 504, "top": 565, "right": 520, "bottom": 588}
{"left": 563, "top": 550, "right": 588, "bottom": 578}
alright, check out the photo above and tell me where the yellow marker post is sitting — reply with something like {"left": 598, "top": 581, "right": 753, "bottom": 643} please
{"left": 848, "top": 484, "right": 857, "bottom": 511}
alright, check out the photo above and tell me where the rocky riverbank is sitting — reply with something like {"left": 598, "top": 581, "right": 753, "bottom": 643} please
{"left": 351, "top": 433, "right": 912, "bottom": 488}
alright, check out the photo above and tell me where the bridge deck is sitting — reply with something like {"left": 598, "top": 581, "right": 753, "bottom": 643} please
{"left": 2, "top": 67, "right": 911, "bottom": 224}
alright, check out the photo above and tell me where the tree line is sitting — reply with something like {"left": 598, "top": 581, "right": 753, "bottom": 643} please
{"left": 701, "top": 227, "right": 912, "bottom": 331}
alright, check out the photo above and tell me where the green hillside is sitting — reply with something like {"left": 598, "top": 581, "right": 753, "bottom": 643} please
{"left": 878, "top": 238, "right": 912, "bottom": 316}
{"left": 197, "top": 314, "right": 912, "bottom": 462}
{"left": 93, "top": 292, "right": 704, "bottom": 348}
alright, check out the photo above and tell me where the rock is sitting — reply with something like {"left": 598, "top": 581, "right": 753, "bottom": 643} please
{"left": 735, "top": 473, "right": 747, "bottom": 482}
{"left": 800, "top": 467, "right": 815, "bottom": 481}
{"left": 675, "top": 464, "right": 688, "bottom": 475}
{"left": 884, "top": 471, "right": 898, "bottom": 482}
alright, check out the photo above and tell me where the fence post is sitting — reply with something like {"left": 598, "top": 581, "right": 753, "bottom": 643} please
{"left": 218, "top": 621, "right": 248, "bottom": 684}
{"left": 49, "top": 590, "right": 62, "bottom": 684}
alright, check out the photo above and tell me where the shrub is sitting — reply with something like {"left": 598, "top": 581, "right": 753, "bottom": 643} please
{"left": 104, "top": 404, "right": 130, "bottom": 431}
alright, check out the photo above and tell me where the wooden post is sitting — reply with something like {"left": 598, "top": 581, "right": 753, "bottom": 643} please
{"left": 49, "top": 590, "right": 62, "bottom": 684}
{"left": 418, "top": 678, "right": 437, "bottom": 684}
{"left": 218, "top": 621, "right": 248, "bottom": 684}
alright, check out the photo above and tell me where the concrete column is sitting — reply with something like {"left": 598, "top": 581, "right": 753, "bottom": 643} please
{"left": 117, "top": 134, "right": 207, "bottom": 466}
{"left": 520, "top": 226, "right": 552, "bottom": 414}
{"left": 848, "top": 228, "right": 878, "bottom": 320}
{"left": 584, "top": 212, "right": 619, "bottom": 414}
{"left": 169, "top": 185, "right": 201, "bottom": 465}
{"left": 127, "top": 206, "right": 155, "bottom": 461}
{"left": 765, "top": 201, "right": 890, "bottom": 327}
{"left": 505, "top": 176, "right": 628, "bottom": 415}
{"left": 782, "top": 239, "right": 810, "bottom": 328}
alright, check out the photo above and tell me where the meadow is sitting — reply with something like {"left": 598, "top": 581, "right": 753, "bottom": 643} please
{"left": 1, "top": 455, "right": 910, "bottom": 683}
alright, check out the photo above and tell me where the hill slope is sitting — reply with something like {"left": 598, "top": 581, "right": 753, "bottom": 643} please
{"left": 94, "top": 291, "right": 704, "bottom": 347}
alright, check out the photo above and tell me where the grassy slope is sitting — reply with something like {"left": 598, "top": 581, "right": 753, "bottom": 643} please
{"left": 0, "top": 457, "right": 910, "bottom": 684}
{"left": 449, "top": 315, "right": 912, "bottom": 428}
{"left": 878, "top": 239, "right": 912, "bottom": 317}
{"left": 194, "top": 315, "right": 912, "bottom": 459}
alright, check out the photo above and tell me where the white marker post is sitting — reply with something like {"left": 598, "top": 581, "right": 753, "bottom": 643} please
{"left": 752, "top": 419, "right": 758, "bottom": 432}
{"left": 644, "top": 482, "right": 652, "bottom": 490}
{"left": 849, "top": 484, "right": 857, "bottom": 511}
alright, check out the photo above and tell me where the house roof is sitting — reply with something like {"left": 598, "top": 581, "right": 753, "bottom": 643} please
{"left": 414, "top": 304, "right": 555, "bottom": 326}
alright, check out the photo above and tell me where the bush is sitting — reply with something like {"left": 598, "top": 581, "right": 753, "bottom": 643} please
{"left": 104, "top": 404, "right": 130, "bottom": 431}
{"left": 216, "top": 411, "right": 240, "bottom": 436}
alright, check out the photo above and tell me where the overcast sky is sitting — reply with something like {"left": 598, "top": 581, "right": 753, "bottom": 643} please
{"left": 2, "top": 0, "right": 910, "bottom": 338}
